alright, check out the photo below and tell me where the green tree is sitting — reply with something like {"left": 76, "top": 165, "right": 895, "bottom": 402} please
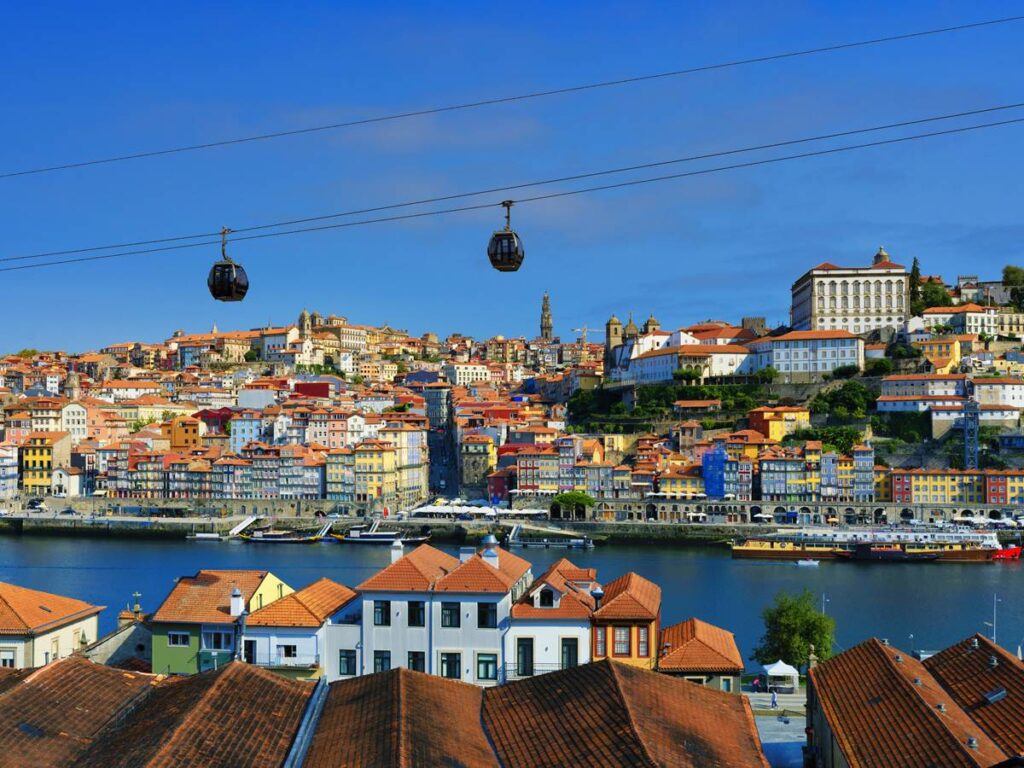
{"left": 909, "top": 257, "right": 922, "bottom": 307}
{"left": 751, "top": 589, "right": 835, "bottom": 669}
{"left": 863, "top": 358, "right": 893, "bottom": 376}
{"left": 831, "top": 364, "right": 860, "bottom": 379}
{"left": 758, "top": 366, "right": 780, "bottom": 383}
{"left": 551, "top": 491, "right": 596, "bottom": 517}
{"left": 15, "top": 348, "right": 39, "bottom": 358}
{"left": 673, "top": 366, "right": 701, "bottom": 383}
{"left": 1005, "top": 265, "right": 1024, "bottom": 311}
{"left": 243, "top": 350, "right": 258, "bottom": 362}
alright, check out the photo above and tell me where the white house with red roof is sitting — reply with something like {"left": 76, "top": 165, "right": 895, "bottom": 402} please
{"left": 790, "top": 247, "right": 909, "bottom": 334}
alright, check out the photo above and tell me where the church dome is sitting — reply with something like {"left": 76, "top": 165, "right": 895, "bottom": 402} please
{"left": 607, "top": 314, "right": 622, "bottom": 327}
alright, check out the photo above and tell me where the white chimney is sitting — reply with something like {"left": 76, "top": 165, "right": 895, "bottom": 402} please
{"left": 459, "top": 546, "right": 475, "bottom": 563}
{"left": 391, "top": 539, "right": 404, "bottom": 564}
{"left": 229, "top": 587, "right": 244, "bottom": 617}
{"left": 482, "top": 547, "right": 500, "bottom": 570}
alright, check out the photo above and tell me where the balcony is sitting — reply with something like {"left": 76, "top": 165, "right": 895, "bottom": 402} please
{"left": 256, "top": 652, "right": 321, "bottom": 669}
{"left": 502, "top": 662, "right": 565, "bottom": 682}
{"left": 197, "top": 649, "right": 234, "bottom": 671}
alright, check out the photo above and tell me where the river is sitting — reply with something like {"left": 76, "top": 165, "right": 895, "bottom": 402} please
{"left": 2, "top": 536, "right": 1021, "bottom": 667}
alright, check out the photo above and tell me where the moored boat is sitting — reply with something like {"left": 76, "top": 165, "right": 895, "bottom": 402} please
{"left": 240, "top": 522, "right": 332, "bottom": 543}
{"left": 795, "top": 559, "right": 820, "bottom": 567}
{"left": 993, "top": 545, "right": 1022, "bottom": 561}
{"left": 334, "top": 518, "right": 430, "bottom": 545}
{"left": 834, "top": 543, "right": 940, "bottom": 563}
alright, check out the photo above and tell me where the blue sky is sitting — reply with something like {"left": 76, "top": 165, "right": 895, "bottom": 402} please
{"left": 2, "top": 1, "right": 1022, "bottom": 351}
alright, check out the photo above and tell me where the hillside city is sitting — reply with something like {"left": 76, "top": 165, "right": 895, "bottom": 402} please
{"left": 6, "top": 249, "right": 1024, "bottom": 521}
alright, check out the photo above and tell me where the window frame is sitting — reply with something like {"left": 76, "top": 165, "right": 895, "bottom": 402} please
{"left": 440, "top": 652, "right": 462, "bottom": 680}
{"left": 613, "top": 625, "right": 631, "bottom": 657}
{"left": 373, "top": 600, "right": 391, "bottom": 626}
{"left": 595, "top": 626, "right": 606, "bottom": 657}
{"left": 441, "top": 602, "right": 461, "bottom": 628}
{"left": 338, "top": 649, "right": 357, "bottom": 676}
{"left": 167, "top": 631, "right": 191, "bottom": 648}
{"left": 407, "top": 651, "right": 426, "bottom": 672}
{"left": 477, "top": 602, "right": 498, "bottom": 629}
{"left": 407, "top": 600, "right": 425, "bottom": 627}
{"left": 373, "top": 650, "right": 391, "bottom": 673}
{"left": 476, "top": 652, "right": 498, "bottom": 681}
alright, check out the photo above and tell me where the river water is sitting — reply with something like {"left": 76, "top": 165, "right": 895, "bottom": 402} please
{"left": 2, "top": 536, "right": 1021, "bottom": 668}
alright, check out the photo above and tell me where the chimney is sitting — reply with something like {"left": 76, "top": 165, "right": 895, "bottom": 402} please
{"left": 591, "top": 586, "right": 605, "bottom": 610}
{"left": 390, "top": 539, "right": 404, "bottom": 564}
{"left": 989, "top": 655, "right": 999, "bottom": 669}
{"left": 132, "top": 591, "right": 142, "bottom": 621}
{"left": 229, "top": 587, "right": 244, "bottom": 617}
{"left": 482, "top": 547, "right": 500, "bottom": 570}
{"left": 972, "top": 638, "right": 980, "bottom": 649}
{"left": 459, "top": 546, "right": 475, "bottom": 563}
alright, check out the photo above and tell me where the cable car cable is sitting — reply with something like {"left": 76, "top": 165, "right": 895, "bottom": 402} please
{"left": 0, "top": 14, "right": 1021, "bottom": 180}
{"left": 1, "top": 113, "right": 1020, "bottom": 274}
{"left": 4, "top": 100, "right": 1024, "bottom": 264}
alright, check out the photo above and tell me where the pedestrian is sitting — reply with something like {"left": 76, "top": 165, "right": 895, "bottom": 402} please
{"left": 752, "top": 677, "right": 760, "bottom": 693}
{"left": 771, "top": 689, "right": 778, "bottom": 709}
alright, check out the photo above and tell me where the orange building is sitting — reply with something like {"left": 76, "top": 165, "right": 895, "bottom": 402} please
{"left": 591, "top": 572, "right": 661, "bottom": 670}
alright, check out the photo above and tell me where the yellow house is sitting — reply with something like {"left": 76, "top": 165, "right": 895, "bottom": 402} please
{"left": 592, "top": 573, "right": 661, "bottom": 670}
{"left": 894, "top": 469, "right": 986, "bottom": 505}
{"left": 354, "top": 439, "right": 398, "bottom": 509}
{"left": 747, "top": 406, "right": 811, "bottom": 441}
{"left": 19, "top": 431, "right": 71, "bottom": 495}
{"left": 658, "top": 466, "right": 704, "bottom": 497}
{"left": 874, "top": 467, "right": 892, "bottom": 502}
{"left": 514, "top": 446, "right": 560, "bottom": 494}
{"left": 913, "top": 337, "right": 962, "bottom": 374}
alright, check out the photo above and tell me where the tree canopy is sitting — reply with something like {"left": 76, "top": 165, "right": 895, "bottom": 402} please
{"left": 751, "top": 589, "right": 835, "bottom": 670}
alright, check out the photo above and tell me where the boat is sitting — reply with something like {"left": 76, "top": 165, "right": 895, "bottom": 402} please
{"left": 187, "top": 531, "right": 222, "bottom": 541}
{"left": 993, "top": 545, "right": 1022, "bottom": 561}
{"left": 732, "top": 527, "right": 1003, "bottom": 563}
{"left": 333, "top": 519, "right": 430, "bottom": 545}
{"left": 239, "top": 522, "right": 332, "bottom": 543}
{"left": 834, "top": 543, "right": 941, "bottom": 563}
{"left": 795, "top": 559, "right": 820, "bottom": 567}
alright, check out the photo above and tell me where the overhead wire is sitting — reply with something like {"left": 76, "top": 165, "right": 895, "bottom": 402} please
{"left": 2, "top": 114, "right": 1021, "bottom": 274}
{"left": 5, "top": 101, "right": 1024, "bottom": 264}
{"left": 0, "top": 14, "right": 1021, "bottom": 179}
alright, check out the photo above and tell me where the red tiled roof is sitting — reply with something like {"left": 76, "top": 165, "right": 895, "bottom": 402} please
{"left": 435, "top": 547, "right": 532, "bottom": 594}
{"left": 810, "top": 638, "right": 1007, "bottom": 767}
{"left": 594, "top": 572, "right": 661, "bottom": 621}
{"left": 0, "top": 581, "right": 103, "bottom": 635}
{"left": 484, "top": 660, "right": 769, "bottom": 767}
{"left": 356, "top": 545, "right": 459, "bottom": 592}
{"left": 247, "top": 577, "right": 356, "bottom": 628}
{"left": 659, "top": 618, "right": 744, "bottom": 673}
{"left": 151, "top": 570, "right": 270, "bottom": 625}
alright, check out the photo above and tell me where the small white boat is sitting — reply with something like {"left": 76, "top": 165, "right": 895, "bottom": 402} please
{"left": 795, "top": 559, "right": 820, "bottom": 567}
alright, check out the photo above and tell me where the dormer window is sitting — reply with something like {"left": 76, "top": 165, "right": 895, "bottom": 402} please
{"left": 539, "top": 589, "right": 555, "bottom": 608}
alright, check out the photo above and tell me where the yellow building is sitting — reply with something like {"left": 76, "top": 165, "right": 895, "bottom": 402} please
{"left": 591, "top": 573, "right": 661, "bottom": 671}
{"left": 913, "top": 337, "right": 962, "bottom": 374}
{"left": 747, "top": 406, "right": 811, "bottom": 442}
{"left": 162, "top": 416, "right": 202, "bottom": 451}
{"left": 514, "top": 445, "right": 560, "bottom": 495}
{"left": 893, "top": 469, "right": 986, "bottom": 505}
{"left": 354, "top": 439, "right": 398, "bottom": 511}
{"left": 874, "top": 467, "right": 892, "bottom": 502}
{"left": 658, "top": 466, "right": 704, "bottom": 497}
{"left": 19, "top": 431, "right": 71, "bottom": 495}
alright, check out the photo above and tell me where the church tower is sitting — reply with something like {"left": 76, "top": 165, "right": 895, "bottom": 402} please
{"left": 540, "top": 292, "right": 553, "bottom": 341}
{"left": 605, "top": 314, "right": 623, "bottom": 369}
{"left": 298, "top": 308, "right": 312, "bottom": 338}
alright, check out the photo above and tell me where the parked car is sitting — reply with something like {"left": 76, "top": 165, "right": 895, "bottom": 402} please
{"left": 26, "top": 498, "right": 43, "bottom": 509}
{"left": 58, "top": 508, "right": 77, "bottom": 516}
{"left": 0, "top": 510, "right": 10, "bottom": 517}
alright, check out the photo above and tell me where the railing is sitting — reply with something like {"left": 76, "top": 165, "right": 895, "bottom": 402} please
{"left": 256, "top": 653, "right": 321, "bottom": 668}
{"left": 502, "top": 662, "right": 564, "bottom": 682}
{"left": 198, "top": 649, "right": 233, "bottom": 671}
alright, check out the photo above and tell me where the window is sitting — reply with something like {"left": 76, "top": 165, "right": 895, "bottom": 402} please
{"left": 440, "top": 652, "right": 461, "bottom": 679}
{"left": 477, "top": 602, "right": 497, "bottom": 629}
{"left": 561, "top": 638, "right": 579, "bottom": 669}
{"left": 0, "top": 650, "right": 14, "bottom": 669}
{"left": 613, "top": 626, "right": 631, "bottom": 656}
{"left": 408, "top": 601, "right": 425, "bottom": 627}
{"left": 721, "top": 677, "right": 733, "bottom": 693}
{"left": 595, "top": 627, "right": 606, "bottom": 657}
{"left": 373, "top": 600, "right": 391, "bottom": 626}
{"left": 638, "top": 626, "right": 649, "bottom": 657}
{"left": 276, "top": 644, "right": 297, "bottom": 659}
{"left": 167, "top": 631, "right": 190, "bottom": 647}
{"left": 441, "top": 602, "right": 461, "bottom": 628}
{"left": 477, "top": 653, "right": 498, "bottom": 681}
{"left": 338, "top": 649, "right": 357, "bottom": 676}
{"left": 539, "top": 589, "right": 554, "bottom": 607}
{"left": 202, "top": 631, "right": 233, "bottom": 650}
{"left": 374, "top": 651, "right": 391, "bottom": 673}
{"left": 516, "top": 638, "right": 534, "bottom": 677}
{"left": 408, "top": 651, "right": 425, "bottom": 672}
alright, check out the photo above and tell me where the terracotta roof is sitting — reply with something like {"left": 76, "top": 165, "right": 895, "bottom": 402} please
{"left": 0, "top": 581, "right": 103, "bottom": 636}
{"left": 247, "top": 577, "right": 356, "bottom": 628}
{"left": 435, "top": 547, "right": 532, "bottom": 594}
{"left": 0, "top": 656, "right": 155, "bottom": 766}
{"left": 484, "top": 660, "right": 769, "bottom": 767}
{"left": 73, "top": 661, "right": 311, "bottom": 768}
{"left": 594, "top": 572, "right": 661, "bottom": 621}
{"left": 356, "top": 545, "right": 459, "bottom": 592}
{"left": 304, "top": 668, "right": 498, "bottom": 768}
{"left": 659, "top": 618, "right": 744, "bottom": 673}
{"left": 924, "top": 634, "right": 1024, "bottom": 756}
{"left": 810, "top": 638, "right": 1007, "bottom": 767}
{"left": 511, "top": 558, "right": 598, "bottom": 620}
{"left": 151, "top": 570, "right": 270, "bottom": 625}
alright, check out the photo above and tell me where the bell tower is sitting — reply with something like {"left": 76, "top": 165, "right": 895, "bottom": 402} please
{"left": 540, "top": 292, "right": 553, "bottom": 341}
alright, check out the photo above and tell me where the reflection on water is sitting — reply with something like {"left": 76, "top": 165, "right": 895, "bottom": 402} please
{"left": 1, "top": 536, "right": 1020, "bottom": 668}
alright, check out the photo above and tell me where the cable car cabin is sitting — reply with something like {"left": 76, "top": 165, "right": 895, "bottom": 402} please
{"left": 487, "top": 200, "right": 524, "bottom": 272}
{"left": 487, "top": 229, "right": 524, "bottom": 272}
{"left": 207, "top": 259, "right": 249, "bottom": 302}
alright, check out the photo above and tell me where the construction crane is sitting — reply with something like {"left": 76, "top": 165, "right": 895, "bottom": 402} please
{"left": 573, "top": 326, "right": 592, "bottom": 345}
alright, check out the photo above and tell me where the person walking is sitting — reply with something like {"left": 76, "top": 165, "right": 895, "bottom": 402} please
{"left": 770, "top": 689, "right": 778, "bottom": 709}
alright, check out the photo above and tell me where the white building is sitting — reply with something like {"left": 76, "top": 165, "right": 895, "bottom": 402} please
{"left": 442, "top": 362, "right": 491, "bottom": 387}
{"left": 0, "top": 581, "right": 102, "bottom": 668}
{"left": 973, "top": 377, "right": 1024, "bottom": 408}
{"left": 790, "top": 247, "right": 909, "bottom": 334}
{"left": 505, "top": 558, "right": 598, "bottom": 681}
{"left": 922, "top": 303, "right": 998, "bottom": 336}
{"left": 0, "top": 445, "right": 18, "bottom": 500}
{"left": 354, "top": 540, "right": 532, "bottom": 686}
{"left": 243, "top": 577, "right": 359, "bottom": 682}
{"left": 51, "top": 467, "right": 84, "bottom": 497}
{"left": 60, "top": 403, "right": 89, "bottom": 445}
{"left": 622, "top": 345, "right": 753, "bottom": 384}
{"left": 749, "top": 330, "right": 864, "bottom": 381}
{"left": 879, "top": 373, "right": 967, "bottom": 399}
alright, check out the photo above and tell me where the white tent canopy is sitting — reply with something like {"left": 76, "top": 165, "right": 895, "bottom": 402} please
{"left": 763, "top": 660, "right": 800, "bottom": 693}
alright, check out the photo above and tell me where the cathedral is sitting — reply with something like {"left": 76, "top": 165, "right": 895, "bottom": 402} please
{"left": 604, "top": 312, "right": 660, "bottom": 369}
